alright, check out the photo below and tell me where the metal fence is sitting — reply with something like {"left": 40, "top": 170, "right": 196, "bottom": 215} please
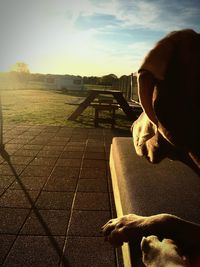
{"left": 112, "top": 73, "right": 138, "bottom": 102}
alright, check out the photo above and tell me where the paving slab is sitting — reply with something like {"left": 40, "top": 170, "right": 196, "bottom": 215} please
{"left": 0, "top": 125, "right": 131, "bottom": 266}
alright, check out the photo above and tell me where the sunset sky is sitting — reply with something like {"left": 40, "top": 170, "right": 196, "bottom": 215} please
{"left": 0, "top": 0, "right": 200, "bottom": 77}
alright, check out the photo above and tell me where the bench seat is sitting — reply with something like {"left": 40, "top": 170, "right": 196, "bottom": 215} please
{"left": 110, "top": 137, "right": 200, "bottom": 266}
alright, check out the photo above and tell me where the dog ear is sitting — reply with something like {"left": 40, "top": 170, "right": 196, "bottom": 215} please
{"left": 137, "top": 31, "right": 176, "bottom": 126}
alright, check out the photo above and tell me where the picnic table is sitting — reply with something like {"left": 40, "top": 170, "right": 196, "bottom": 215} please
{"left": 67, "top": 89, "right": 137, "bottom": 121}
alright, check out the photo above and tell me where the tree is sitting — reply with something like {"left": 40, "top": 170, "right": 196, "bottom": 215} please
{"left": 9, "top": 62, "right": 30, "bottom": 88}
{"left": 99, "top": 74, "right": 118, "bottom": 86}
{"left": 10, "top": 62, "right": 30, "bottom": 73}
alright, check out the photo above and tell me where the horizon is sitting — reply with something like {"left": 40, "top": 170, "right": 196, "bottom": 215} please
{"left": 0, "top": 0, "right": 200, "bottom": 77}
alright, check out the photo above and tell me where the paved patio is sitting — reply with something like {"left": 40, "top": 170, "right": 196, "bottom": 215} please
{"left": 0, "top": 125, "right": 131, "bottom": 267}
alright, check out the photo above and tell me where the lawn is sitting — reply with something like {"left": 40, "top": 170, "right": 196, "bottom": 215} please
{"left": 0, "top": 88, "right": 133, "bottom": 129}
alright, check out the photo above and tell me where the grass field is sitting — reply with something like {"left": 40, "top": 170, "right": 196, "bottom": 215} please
{"left": 0, "top": 88, "right": 132, "bottom": 129}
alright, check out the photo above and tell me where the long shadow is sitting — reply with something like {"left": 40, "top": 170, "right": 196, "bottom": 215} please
{"left": 0, "top": 145, "right": 71, "bottom": 267}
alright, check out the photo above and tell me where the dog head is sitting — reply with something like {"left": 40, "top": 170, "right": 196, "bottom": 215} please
{"left": 133, "top": 29, "right": 200, "bottom": 168}
{"left": 141, "top": 235, "right": 188, "bottom": 267}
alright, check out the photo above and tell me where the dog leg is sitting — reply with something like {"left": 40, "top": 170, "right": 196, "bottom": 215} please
{"left": 102, "top": 213, "right": 200, "bottom": 253}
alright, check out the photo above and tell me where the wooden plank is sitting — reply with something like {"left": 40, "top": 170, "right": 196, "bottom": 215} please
{"left": 68, "top": 90, "right": 98, "bottom": 120}
{"left": 112, "top": 91, "right": 137, "bottom": 121}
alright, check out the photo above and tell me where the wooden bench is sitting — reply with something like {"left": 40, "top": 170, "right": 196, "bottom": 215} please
{"left": 110, "top": 137, "right": 200, "bottom": 267}
{"left": 90, "top": 99, "right": 119, "bottom": 128}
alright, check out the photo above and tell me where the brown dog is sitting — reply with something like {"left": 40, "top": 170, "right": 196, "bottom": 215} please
{"left": 102, "top": 29, "right": 200, "bottom": 266}
{"left": 102, "top": 213, "right": 200, "bottom": 266}
{"left": 134, "top": 29, "right": 200, "bottom": 168}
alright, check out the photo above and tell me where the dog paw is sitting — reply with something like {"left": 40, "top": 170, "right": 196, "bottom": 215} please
{"left": 101, "top": 214, "right": 147, "bottom": 247}
{"left": 141, "top": 235, "right": 187, "bottom": 267}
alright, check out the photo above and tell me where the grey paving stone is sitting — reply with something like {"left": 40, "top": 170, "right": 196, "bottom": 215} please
{"left": 0, "top": 176, "right": 15, "bottom": 189}
{"left": 13, "top": 149, "right": 39, "bottom": 157}
{"left": 44, "top": 177, "right": 77, "bottom": 192}
{"left": 84, "top": 152, "right": 106, "bottom": 160}
{"left": 62, "top": 236, "right": 116, "bottom": 267}
{"left": 80, "top": 168, "right": 107, "bottom": 179}
{"left": 0, "top": 207, "right": 29, "bottom": 234}
{"left": 0, "top": 164, "right": 26, "bottom": 176}
{"left": 0, "top": 190, "right": 39, "bottom": 208}
{"left": 0, "top": 189, "right": 5, "bottom": 196}
{"left": 60, "top": 151, "right": 84, "bottom": 159}
{"left": 11, "top": 176, "right": 48, "bottom": 190}
{"left": 68, "top": 210, "right": 110, "bottom": 237}
{"left": 3, "top": 235, "right": 65, "bottom": 267}
{"left": 23, "top": 144, "right": 44, "bottom": 150}
{"left": 21, "top": 165, "right": 53, "bottom": 177}
{"left": 35, "top": 191, "right": 74, "bottom": 210}
{"left": 20, "top": 209, "right": 70, "bottom": 235}
{"left": 37, "top": 150, "right": 61, "bottom": 158}
{"left": 73, "top": 192, "right": 110, "bottom": 211}
{"left": 64, "top": 146, "right": 85, "bottom": 152}
{"left": 50, "top": 166, "right": 80, "bottom": 179}
{"left": 82, "top": 159, "right": 107, "bottom": 169}
{"left": 65, "top": 141, "right": 86, "bottom": 147}
{"left": 0, "top": 235, "right": 16, "bottom": 265}
{"left": 9, "top": 156, "right": 33, "bottom": 165}
{"left": 77, "top": 179, "right": 108, "bottom": 192}
{"left": 29, "top": 157, "right": 57, "bottom": 166}
{"left": 85, "top": 146, "right": 105, "bottom": 152}
{"left": 56, "top": 158, "right": 82, "bottom": 167}
{"left": 42, "top": 145, "right": 64, "bottom": 151}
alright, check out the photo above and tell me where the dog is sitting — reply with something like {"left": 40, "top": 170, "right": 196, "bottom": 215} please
{"left": 102, "top": 29, "right": 200, "bottom": 266}
{"left": 141, "top": 235, "right": 189, "bottom": 267}
{"left": 102, "top": 213, "right": 200, "bottom": 266}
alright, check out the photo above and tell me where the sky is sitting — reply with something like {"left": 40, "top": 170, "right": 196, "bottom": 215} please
{"left": 0, "top": 0, "right": 200, "bottom": 77}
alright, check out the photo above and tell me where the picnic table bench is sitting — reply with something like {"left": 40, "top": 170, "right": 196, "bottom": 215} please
{"left": 68, "top": 89, "right": 138, "bottom": 122}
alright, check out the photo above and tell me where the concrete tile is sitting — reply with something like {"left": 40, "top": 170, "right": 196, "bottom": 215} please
{"left": 4, "top": 144, "right": 23, "bottom": 153}
{"left": 37, "top": 150, "right": 61, "bottom": 158}
{"left": 0, "top": 189, "right": 39, "bottom": 208}
{"left": 0, "top": 176, "right": 15, "bottom": 189}
{"left": 30, "top": 139, "right": 49, "bottom": 145}
{"left": 0, "top": 189, "right": 5, "bottom": 196}
{"left": 23, "top": 144, "right": 44, "bottom": 150}
{"left": 82, "top": 159, "right": 106, "bottom": 169}
{"left": 62, "top": 237, "right": 116, "bottom": 267}
{"left": 11, "top": 176, "right": 47, "bottom": 190}
{"left": 20, "top": 209, "right": 70, "bottom": 235}
{"left": 21, "top": 165, "right": 53, "bottom": 177}
{"left": 3, "top": 235, "right": 65, "bottom": 267}
{"left": 60, "top": 151, "right": 84, "bottom": 159}
{"left": 65, "top": 141, "right": 86, "bottom": 147}
{"left": 0, "top": 207, "right": 29, "bottom": 234}
{"left": 80, "top": 168, "right": 107, "bottom": 179}
{"left": 73, "top": 192, "right": 110, "bottom": 211}
{"left": 44, "top": 177, "right": 77, "bottom": 192}
{"left": 42, "top": 145, "right": 64, "bottom": 151}
{"left": 84, "top": 152, "right": 106, "bottom": 160}
{"left": 29, "top": 157, "right": 57, "bottom": 166}
{"left": 50, "top": 166, "right": 80, "bottom": 179}
{"left": 56, "top": 158, "right": 82, "bottom": 167}
{"left": 85, "top": 146, "right": 105, "bottom": 152}
{"left": 0, "top": 235, "right": 16, "bottom": 265}
{"left": 64, "top": 146, "right": 85, "bottom": 152}
{"left": 77, "top": 179, "right": 108, "bottom": 192}
{"left": 47, "top": 141, "right": 68, "bottom": 146}
{"left": 0, "top": 164, "right": 26, "bottom": 176}
{"left": 13, "top": 149, "right": 39, "bottom": 157}
{"left": 0, "top": 155, "right": 5, "bottom": 164}
{"left": 68, "top": 210, "right": 110, "bottom": 237}
{"left": 9, "top": 156, "right": 33, "bottom": 165}
{"left": 35, "top": 191, "right": 74, "bottom": 209}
